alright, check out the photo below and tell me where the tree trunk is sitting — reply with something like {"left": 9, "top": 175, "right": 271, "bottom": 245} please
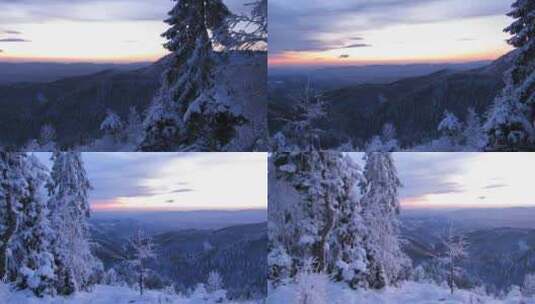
{"left": 314, "top": 181, "right": 335, "bottom": 273}
{"left": 449, "top": 254, "right": 454, "bottom": 294}
{"left": 139, "top": 260, "right": 144, "bottom": 296}
{"left": 0, "top": 160, "right": 17, "bottom": 281}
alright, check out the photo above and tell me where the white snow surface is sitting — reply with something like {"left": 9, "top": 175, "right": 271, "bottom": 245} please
{"left": 268, "top": 281, "right": 535, "bottom": 304}
{"left": 0, "top": 284, "right": 260, "bottom": 304}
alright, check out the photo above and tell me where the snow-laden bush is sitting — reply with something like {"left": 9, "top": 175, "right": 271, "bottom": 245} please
{"left": 294, "top": 270, "right": 328, "bottom": 304}
{"left": 412, "top": 108, "right": 487, "bottom": 151}
{"left": 191, "top": 283, "right": 227, "bottom": 303}
{"left": 21, "top": 124, "right": 58, "bottom": 151}
{"left": 505, "top": 285, "right": 523, "bottom": 303}
{"left": 206, "top": 271, "right": 224, "bottom": 293}
{"left": 365, "top": 123, "right": 400, "bottom": 152}
{"left": 268, "top": 246, "right": 292, "bottom": 286}
{"left": 524, "top": 274, "right": 535, "bottom": 297}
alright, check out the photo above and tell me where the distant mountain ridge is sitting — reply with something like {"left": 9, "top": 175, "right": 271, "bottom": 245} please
{"left": 0, "top": 61, "right": 152, "bottom": 85}
{"left": 401, "top": 205, "right": 535, "bottom": 293}
{"left": 0, "top": 59, "right": 164, "bottom": 146}
{"left": 269, "top": 52, "right": 514, "bottom": 148}
{"left": 0, "top": 51, "right": 266, "bottom": 148}
{"left": 91, "top": 221, "right": 267, "bottom": 299}
{"left": 402, "top": 220, "right": 535, "bottom": 293}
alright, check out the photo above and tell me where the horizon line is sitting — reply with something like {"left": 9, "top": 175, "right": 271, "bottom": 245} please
{"left": 0, "top": 53, "right": 166, "bottom": 64}
{"left": 90, "top": 207, "right": 267, "bottom": 213}
{"left": 268, "top": 50, "right": 509, "bottom": 69}
{"left": 401, "top": 205, "right": 535, "bottom": 211}
{"left": 268, "top": 58, "right": 494, "bottom": 70}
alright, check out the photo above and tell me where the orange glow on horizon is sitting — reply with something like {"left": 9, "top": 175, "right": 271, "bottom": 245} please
{"left": 401, "top": 197, "right": 535, "bottom": 210}
{"left": 0, "top": 53, "right": 165, "bottom": 64}
{"left": 269, "top": 48, "right": 512, "bottom": 67}
{"left": 90, "top": 199, "right": 262, "bottom": 212}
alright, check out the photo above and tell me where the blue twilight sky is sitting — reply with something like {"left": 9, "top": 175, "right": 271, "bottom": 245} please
{"left": 34, "top": 152, "right": 267, "bottom": 212}
{"left": 270, "top": 0, "right": 514, "bottom": 67}
{"left": 351, "top": 153, "right": 535, "bottom": 209}
{"left": 0, "top": 0, "right": 246, "bottom": 62}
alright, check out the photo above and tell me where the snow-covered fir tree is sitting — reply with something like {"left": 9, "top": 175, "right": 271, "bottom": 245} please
{"left": 440, "top": 224, "right": 468, "bottom": 295}
{"left": 206, "top": 270, "right": 223, "bottom": 293}
{"left": 125, "top": 107, "right": 143, "bottom": 145}
{"left": 0, "top": 152, "right": 25, "bottom": 283}
{"left": 463, "top": 108, "right": 486, "bottom": 150}
{"left": 485, "top": 0, "right": 535, "bottom": 151}
{"left": 1, "top": 153, "right": 57, "bottom": 297}
{"left": 127, "top": 229, "right": 155, "bottom": 296}
{"left": 140, "top": 0, "right": 245, "bottom": 152}
{"left": 360, "top": 152, "right": 410, "bottom": 288}
{"left": 38, "top": 124, "right": 56, "bottom": 149}
{"left": 366, "top": 124, "right": 400, "bottom": 152}
{"left": 269, "top": 152, "right": 371, "bottom": 289}
{"left": 269, "top": 152, "right": 413, "bottom": 291}
{"left": 47, "top": 152, "right": 101, "bottom": 295}
{"left": 267, "top": 245, "right": 292, "bottom": 286}
{"left": 100, "top": 110, "right": 124, "bottom": 142}
{"left": 272, "top": 83, "right": 326, "bottom": 151}
{"left": 438, "top": 111, "right": 463, "bottom": 146}
{"left": 9, "top": 155, "right": 56, "bottom": 296}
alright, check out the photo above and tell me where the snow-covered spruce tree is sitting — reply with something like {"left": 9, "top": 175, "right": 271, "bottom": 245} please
{"left": 47, "top": 152, "right": 101, "bottom": 295}
{"left": 267, "top": 245, "right": 292, "bottom": 286}
{"left": 486, "top": 0, "right": 535, "bottom": 151}
{"left": 268, "top": 152, "right": 370, "bottom": 288}
{"left": 274, "top": 83, "right": 326, "bottom": 151}
{"left": 440, "top": 224, "right": 468, "bottom": 295}
{"left": 125, "top": 107, "right": 143, "bottom": 145}
{"left": 100, "top": 110, "right": 124, "bottom": 142}
{"left": 0, "top": 153, "right": 20, "bottom": 278}
{"left": 366, "top": 123, "right": 400, "bottom": 152}
{"left": 463, "top": 108, "right": 486, "bottom": 150}
{"left": 329, "top": 156, "right": 370, "bottom": 289}
{"left": 140, "top": 0, "right": 245, "bottom": 151}
{"left": 438, "top": 111, "right": 463, "bottom": 147}
{"left": 38, "top": 124, "right": 56, "bottom": 149}
{"left": 360, "top": 152, "right": 410, "bottom": 289}
{"left": 10, "top": 155, "right": 56, "bottom": 296}
{"left": 0, "top": 153, "right": 26, "bottom": 282}
{"left": 0, "top": 154, "right": 57, "bottom": 296}
{"left": 206, "top": 270, "right": 223, "bottom": 293}
{"left": 127, "top": 228, "right": 155, "bottom": 296}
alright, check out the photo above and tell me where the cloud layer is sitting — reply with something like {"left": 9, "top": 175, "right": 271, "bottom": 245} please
{"left": 270, "top": 0, "right": 511, "bottom": 55}
{"left": 352, "top": 152, "right": 535, "bottom": 209}
{"left": 35, "top": 152, "right": 267, "bottom": 211}
{"left": 0, "top": 38, "right": 30, "bottom": 42}
{"left": 0, "top": 0, "right": 247, "bottom": 24}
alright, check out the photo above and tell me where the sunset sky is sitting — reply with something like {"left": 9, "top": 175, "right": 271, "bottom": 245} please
{"left": 270, "top": 0, "right": 514, "bottom": 67}
{"left": 35, "top": 152, "right": 267, "bottom": 212}
{"left": 352, "top": 153, "right": 535, "bottom": 209}
{"left": 0, "top": 0, "right": 246, "bottom": 62}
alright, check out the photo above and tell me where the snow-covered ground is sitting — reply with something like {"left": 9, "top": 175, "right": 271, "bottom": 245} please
{"left": 0, "top": 284, "right": 261, "bottom": 304}
{"left": 268, "top": 281, "right": 535, "bottom": 304}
